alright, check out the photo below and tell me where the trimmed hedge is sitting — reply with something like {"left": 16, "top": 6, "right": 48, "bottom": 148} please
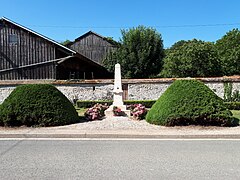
{"left": 224, "top": 102, "right": 240, "bottom": 110}
{"left": 0, "top": 105, "right": 2, "bottom": 126}
{"left": 146, "top": 80, "right": 239, "bottom": 127}
{"left": 125, "top": 100, "right": 155, "bottom": 108}
{"left": 0, "top": 84, "right": 79, "bottom": 127}
{"left": 76, "top": 100, "right": 156, "bottom": 108}
{"left": 77, "top": 100, "right": 112, "bottom": 108}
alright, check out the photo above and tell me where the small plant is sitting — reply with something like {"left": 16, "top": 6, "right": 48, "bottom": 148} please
{"left": 113, "top": 106, "right": 124, "bottom": 116}
{"left": 232, "top": 90, "right": 240, "bottom": 102}
{"left": 224, "top": 82, "right": 233, "bottom": 102}
{"left": 84, "top": 103, "right": 108, "bottom": 120}
{"left": 223, "top": 82, "right": 240, "bottom": 102}
{"left": 72, "top": 95, "right": 79, "bottom": 106}
{"left": 127, "top": 104, "right": 148, "bottom": 120}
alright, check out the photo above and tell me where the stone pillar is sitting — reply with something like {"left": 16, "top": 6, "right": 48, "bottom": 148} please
{"left": 113, "top": 63, "right": 123, "bottom": 106}
{"left": 105, "top": 63, "right": 130, "bottom": 118}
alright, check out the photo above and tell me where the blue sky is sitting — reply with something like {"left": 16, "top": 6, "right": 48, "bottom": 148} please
{"left": 1, "top": 0, "right": 240, "bottom": 47}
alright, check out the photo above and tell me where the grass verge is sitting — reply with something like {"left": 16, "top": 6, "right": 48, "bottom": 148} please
{"left": 231, "top": 110, "right": 240, "bottom": 120}
{"left": 76, "top": 108, "right": 87, "bottom": 117}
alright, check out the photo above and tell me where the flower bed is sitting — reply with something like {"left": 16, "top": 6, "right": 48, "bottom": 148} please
{"left": 84, "top": 103, "right": 108, "bottom": 120}
{"left": 127, "top": 104, "right": 148, "bottom": 120}
{"left": 84, "top": 103, "right": 148, "bottom": 120}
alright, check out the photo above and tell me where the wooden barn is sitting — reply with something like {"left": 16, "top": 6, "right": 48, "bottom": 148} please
{"left": 0, "top": 17, "right": 112, "bottom": 80}
{"left": 67, "top": 31, "right": 118, "bottom": 65}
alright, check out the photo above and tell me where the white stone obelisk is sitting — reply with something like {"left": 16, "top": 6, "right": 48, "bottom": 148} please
{"left": 113, "top": 63, "right": 124, "bottom": 106}
{"left": 105, "top": 63, "right": 130, "bottom": 118}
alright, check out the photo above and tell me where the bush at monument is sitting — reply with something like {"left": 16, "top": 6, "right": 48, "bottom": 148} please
{"left": 0, "top": 84, "right": 79, "bottom": 127}
{"left": 146, "top": 79, "right": 239, "bottom": 126}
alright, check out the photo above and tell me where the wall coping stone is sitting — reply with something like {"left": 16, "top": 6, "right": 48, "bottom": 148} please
{"left": 0, "top": 76, "right": 240, "bottom": 86}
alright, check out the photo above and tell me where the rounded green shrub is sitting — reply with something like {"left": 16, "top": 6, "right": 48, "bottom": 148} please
{"left": 146, "top": 79, "right": 239, "bottom": 126}
{"left": 0, "top": 84, "right": 79, "bottom": 127}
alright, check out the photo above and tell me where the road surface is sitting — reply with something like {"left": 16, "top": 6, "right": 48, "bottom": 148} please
{"left": 0, "top": 138, "right": 240, "bottom": 180}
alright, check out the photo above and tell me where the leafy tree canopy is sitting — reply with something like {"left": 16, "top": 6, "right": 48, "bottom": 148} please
{"left": 102, "top": 26, "right": 164, "bottom": 78}
{"left": 160, "top": 39, "right": 221, "bottom": 77}
{"left": 60, "top": 39, "right": 72, "bottom": 46}
{"left": 215, "top": 28, "right": 240, "bottom": 76}
{"left": 103, "top": 37, "right": 121, "bottom": 47}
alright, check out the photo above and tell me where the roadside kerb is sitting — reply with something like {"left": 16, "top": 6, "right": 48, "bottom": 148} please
{"left": 1, "top": 133, "right": 240, "bottom": 139}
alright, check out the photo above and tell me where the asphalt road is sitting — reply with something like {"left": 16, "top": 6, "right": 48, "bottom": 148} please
{"left": 0, "top": 139, "right": 240, "bottom": 180}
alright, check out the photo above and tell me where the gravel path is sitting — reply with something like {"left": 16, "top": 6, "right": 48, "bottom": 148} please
{"left": 0, "top": 117, "right": 240, "bottom": 136}
{"left": 54, "top": 117, "right": 240, "bottom": 135}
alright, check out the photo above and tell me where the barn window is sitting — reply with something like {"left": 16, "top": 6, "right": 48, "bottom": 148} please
{"left": 9, "top": 34, "right": 18, "bottom": 45}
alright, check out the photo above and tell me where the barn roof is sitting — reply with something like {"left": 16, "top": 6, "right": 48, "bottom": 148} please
{"left": 76, "top": 31, "right": 107, "bottom": 41}
{"left": 69, "top": 30, "right": 119, "bottom": 46}
{"left": 1, "top": 17, "right": 76, "bottom": 54}
{"left": 57, "top": 53, "right": 105, "bottom": 69}
{"left": 0, "top": 17, "right": 108, "bottom": 71}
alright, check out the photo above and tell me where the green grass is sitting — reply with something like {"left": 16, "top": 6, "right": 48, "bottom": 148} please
{"left": 75, "top": 107, "right": 240, "bottom": 125}
{"left": 75, "top": 108, "right": 87, "bottom": 116}
{"left": 231, "top": 110, "right": 240, "bottom": 120}
{"left": 75, "top": 107, "right": 88, "bottom": 122}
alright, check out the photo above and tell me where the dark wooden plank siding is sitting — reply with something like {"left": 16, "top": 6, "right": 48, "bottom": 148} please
{"left": 0, "top": 21, "right": 58, "bottom": 80}
{"left": 70, "top": 33, "right": 117, "bottom": 64}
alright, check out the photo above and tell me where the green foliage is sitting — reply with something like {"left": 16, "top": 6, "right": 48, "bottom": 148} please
{"left": 224, "top": 82, "right": 233, "bottom": 102}
{"left": 103, "top": 25, "right": 164, "bottom": 78}
{"left": 0, "top": 105, "right": 2, "bottom": 126}
{"left": 77, "top": 100, "right": 112, "bottom": 108}
{"left": 231, "top": 110, "right": 240, "bottom": 120}
{"left": 76, "top": 108, "right": 87, "bottom": 117}
{"left": 161, "top": 39, "right": 221, "bottom": 77}
{"left": 224, "top": 102, "right": 240, "bottom": 110}
{"left": 60, "top": 39, "right": 72, "bottom": 46}
{"left": 0, "top": 84, "right": 79, "bottom": 127}
{"left": 146, "top": 80, "right": 239, "bottom": 126}
{"left": 103, "top": 37, "right": 121, "bottom": 47}
{"left": 223, "top": 82, "right": 240, "bottom": 102}
{"left": 232, "top": 90, "right": 240, "bottom": 102}
{"left": 125, "top": 100, "right": 155, "bottom": 108}
{"left": 215, "top": 28, "right": 240, "bottom": 76}
{"left": 76, "top": 100, "right": 156, "bottom": 108}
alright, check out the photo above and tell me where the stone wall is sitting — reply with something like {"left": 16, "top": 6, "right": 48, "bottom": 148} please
{"left": 128, "top": 83, "right": 170, "bottom": 100}
{"left": 0, "top": 77, "right": 240, "bottom": 103}
{"left": 0, "top": 86, "right": 15, "bottom": 104}
{"left": 56, "top": 84, "right": 114, "bottom": 102}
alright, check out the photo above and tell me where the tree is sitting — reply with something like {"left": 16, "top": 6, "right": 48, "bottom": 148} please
{"left": 102, "top": 26, "right": 164, "bottom": 78}
{"left": 60, "top": 39, "right": 72, "bottom": 46}
{"left": 215, "top": 28, "right": 240, "bottom": 76}
{"left": 160, "top": 39, "right": 221, "bottom": 77}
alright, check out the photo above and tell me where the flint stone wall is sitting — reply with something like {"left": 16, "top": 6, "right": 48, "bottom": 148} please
{"left": 0, "top": 77, "right": 240, "bottom": 104}
{"left": 128, "top": 83, "right": 170, "bottom": 100}
{"left": 56, "top": 84, "right": 114, "bottom": 102}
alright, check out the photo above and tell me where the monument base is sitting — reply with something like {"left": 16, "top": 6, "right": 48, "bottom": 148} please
{"left": 105, "top": 105, "right": 131, "bottom": 118}
{"left": 105, "top": 63, "right": 131, "bottom": 119}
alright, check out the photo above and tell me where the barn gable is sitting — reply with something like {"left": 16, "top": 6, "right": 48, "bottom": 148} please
{"left": 68, "top": 31, "right": 118, "bottom": 64}
{"left": 0, "top": 17, "right": 111, "bottom": 80}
